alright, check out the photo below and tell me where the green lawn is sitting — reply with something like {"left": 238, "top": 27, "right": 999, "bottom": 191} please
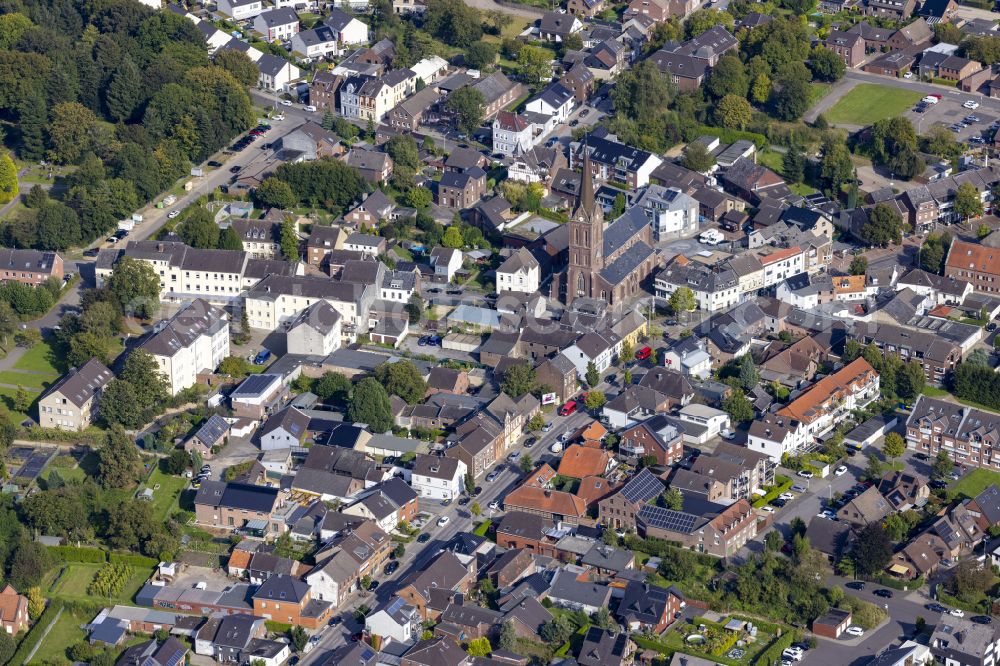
{"left": 790, "top": 183, "right": 819, "bottom": 196}
{"left": 921, "top": 386, "right": 950, "bottom": 398}
{"left": 825, "top": 84, "right": 924, "bottom": 126}
{"left": 0, "top": 370, "right": 56, "bottom": 389}
{"left": 757, "top": 149, "right": 784, "bottom": 173}
{"left": 14, "top": 342, "right": 62, "bottom": 375}
{"left": 951, "top": 468, "right": 1000, "bottom": 501}
{"left": 141, "top": 467, "right": 190, "bottom": 521}
{"left": 28, "top": 606, "right": 87, "bottom": 664}
{"left": 47, "top": 562, "right": 151, "bottom": 604}
{"left": 809, "top": 82, "right": 833, "bottom": 105}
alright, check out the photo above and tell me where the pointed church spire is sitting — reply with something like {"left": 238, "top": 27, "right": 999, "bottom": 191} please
{"left": 580, "top": 142, "right": 595, "bottom": 213}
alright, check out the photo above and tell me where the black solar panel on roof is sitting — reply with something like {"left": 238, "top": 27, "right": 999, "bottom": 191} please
{"left": 639, "top": 505, "right": 699, "bottom": 533}
{"left": 620, "top": 468, "right": 663, "bottom": 504}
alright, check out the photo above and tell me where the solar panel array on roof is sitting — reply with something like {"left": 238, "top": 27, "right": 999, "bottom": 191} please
{"left": 620, "top": 468, "right": 664, "bottom": 504}
{"left": 639, "top": 505, "right": 699, "bottom": 533}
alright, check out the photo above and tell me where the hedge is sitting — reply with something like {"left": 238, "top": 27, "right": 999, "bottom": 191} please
{"left": 8, "top": 599, "right": 64, "bottom": 666}
{"left": 751, "top": 475, "right": 793, "bottom": 509}
{"left": 753, "top": 631, "right": 795, "bottom": 666}
{"left": 696, "top": 125, "right": 768, "bottom": 149}
{"left": 46, "top": 546, "right": 106, "bottom": 563}
{"left": 877, "top": 574, "right": 924, "bottom": 591}
{"left": 19, "top": 425, "right": 107, "bottom": 446}
{"left": 109, "top": 553, "right": 159, "bottom": 568}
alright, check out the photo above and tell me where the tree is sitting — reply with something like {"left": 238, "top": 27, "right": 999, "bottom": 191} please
{"left": 685, "top": 8, "right": 734, "bottom": 39}
{"left": 105, "top": 56, "right": 142, "bottom": 122}
{"left": 517, "top": 44, "right": 552, "bottom": 85}
{"left": 163, "top": 449, "right": 192, "bottom": 476}
{"left": 8, "top": 539, "right": 51, "bottom": 589}
{"left": 348, "top": 377, "right": 393, "bottom": 432}
{"left": 290, "top": 626, "right": 308, "bottom": 652}
{"left": 122, "top": 350, "right": 170, "bottom": 413}
{"left": 949, "top": 560, "right": 996, "bottom": 603}
{"left": 470, "top": 501, "right": 481, "bottom": 516}
{"left": 107, "top": 256, "right": 161, "bottom": 319}
{"left": 35, "top": 202, "right": 81, "bottom": 251}
{"left": 0, "top": 152, "right": 16, "bottom": 205}
{"left": 738, "top": 354, "right": 759, "bottom": 391}
{"left": 466, "top": 637, "right": 491, "bottom": 657}
{"left": 896, "top": 361, "right": 924, "bottom": 402}
{"left": 663, "top": 487, "right": 684, "bottom": 510}
{"left": 99, "top": 380, "right": 144, "bottom": 429}
{"left": 682, "top": 142, "right": 715, "bottom": 172}
{"left": 783, "top": 145, "right": 804, "bottom": 184}
{"left": 852, "top": 523, "right": 892, "bottom": 578}
{"left": 585, "top": 361, "right": 600, "bottom": 388}
{"left": 584, "top": 391, "right": 606, "bottom": 411}
{"left": 219, "top": 225, "right": 244, "bottom": 251}
{"left": 717, "top": 94, "right": 753, "bottom": 130}
{"left": 178, "top": 208, "right": 220, "bottom": 249}
{"left": 955, "top": 181, "right": 983, "bottom": 221}
{"left": 314, "top": 371, "right": 351, "bottom": 403}
{"left": 465, "top": 471, "right": 476, "bottom": 495}
{"left": 861, "top": 203, "right": 906, "bottom": 247}
{"left": 465, "top": 42, "right": 497, "bottom": 70}
{"left": 820, "top": 139, "right": 853, "bottom": 193}
{"left": 769, "top": 76, "right": 811, "bottom": 121}
{"left": 48, "top": 102, "right": 99, "bottom": 164}
{"left": 97, "top": 427, "right": 142, "bottom": 489}
{"left": 849, "top": 256, "right": 868, "bottom": 275}
{"left": 498, "top": 620, "right": 516, "bottom": 651}
{"left": 406, "top": 295, "right": 423, "bottom": 325}
{"left": 540, "top": 616, "right": 573, "bottom": 644}
{"left": 764, "top": 529, "right": 783, "bottom": 552}
{"left": 446, "top": 86, "right": 485, "bottom": 136}
{"left": 374, "top": 360, "right": 427, "bottom": 404}
{"left": 406, "top": 187, "right": 432, "bottom": 208}
{"left": 26, "top": 586, "right": 44, "bottom": 620}
{"left": 883, "top": 432, "right": 905, "bottom": 463}
{"left": 214, "top": 49, "right": 260, "bottom": 87}
{"left": 705, "top": 55, "right": 748, "bottom": 100}
{"left": 932, "top": 449, "right": 954, "bottom": 480}
{"left": 442, "top": 226, "right": 463, "bottom": 249}
{"left": 520, "top": 453, "right": 533, "bottom": 474}
{"left": 611, "top": 192, "right": 627, "bottom": 219}
{"left": 280, "top": 217, "right": 299, "bottom": 261}
{"left": 424, "top": 0, "right": 483, "bottom": 47}
{"left": 809, "top": 46, "right": 846, "bottom": 82}
{"left": 669, "top": 286, "right": 697, "bottom": 319}
{"left": 12, "top": 385, "right": 30, "bottom": 414}
{"left": 501, "top": 364, "right": 537, "bottom": 397}
{"left": 723, "top": 389, "right": 754, "bottom": 422}
{"left": 256, "top": 177, "right": 297, "bottom": 210}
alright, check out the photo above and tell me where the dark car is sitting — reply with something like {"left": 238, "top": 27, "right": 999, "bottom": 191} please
{"left": 927, "top": 603, "right": 948, "bottom": 613}
{"left": 418, "top": 336, "right": 429, "bottom": 346}
{"left": 384, "top": 561, "right": 399, "bottom": 575}
{"left": 329, "top": 615, "right": 342, "bottom": 626}
{"left": 83, "top": 248, "right": 100, "bottom": 257}
{"left": 846, "top": 581, "right": 866, "bottom": 590}
{"left": 446, "top": 289, "right": 462, "bottom": 295}
{"left": 472, "top": 486, "right": 483, "bottom": 496}
{"left": 441, "top": 498, "right": 451, "bottom": 506}
{"left": 458, "top": 496, "right": 470, "bottom": 506}
{"left": 428, "top": 335, "right": 442, "bottom": 345}
{"left": 230, "top": 165, "right": 241, "bottom": 173}
{"left": 427, "top": 288, "right": 441, "bottom": 293}
{"left": 524, "top": 437, "right": 536, "bottom": 448}
{"left": 930, "top": 479, "right": 948, "bottom": 489}
{"left": 207, "top": 161, "right": 223, "bottom": 167}
{"left": 988, "top": 323, "right": 998, "bottom": 332}
{"left": 369, "top": 581, "right": 380, "bottom": 592}
{"left": 770, "top": 498, "right": 787, "bottom": 508}
{"left": 570, "top": 120, "right": 579, "bottom": 127}
{"left": 972, "top": 615, "right": 993, "bottom": 624}
{"left": 873, "top": 589, "right": 893, "bottom": 599}
{"left": 417, "top": 533, "right": 431, "bottom": 543}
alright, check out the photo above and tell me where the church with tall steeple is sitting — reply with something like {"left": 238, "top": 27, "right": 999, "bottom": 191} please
{"left": 556, "top": 149, "right": 658, "bottom": 307}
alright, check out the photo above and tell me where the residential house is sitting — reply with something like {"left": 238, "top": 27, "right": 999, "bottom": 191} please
{"left": 867, "top": 0, "right": 915, "bottom": 20}
{"left": 0, "top": 585, "right": 28, "bottom": 635}
{"left": 503, "top": 463, "right": 587, "bottom": 523}
{"left": 194, "top": 482, "right": 286, "bottom": 535}
{"left": 637, "top": 498, "right": 757, "bottom": 558}
{"left": 411, "top": 454, "right": 467, "bottom": 501}
{"left": 837, "top": 486, "right": 892, "bottom": 526}
{"left": 617, "top": 581, "right": 683, "bottom": 633}
{"left": 345, "top": 149, "right": 394, "bottom": 183}
{"left": 274, "top": 122, "right": 341, "bottom": 161}
{"left": 230, "top": 374, "right": 285, "bottom": 420}
{"left": 545, "top": 569, "right": 612, "bottom": 614}
{"left": 438, "top": 168, "right": 487, "bottom": 209}
{"left": 599, "top": 468, "right": 665, "bottom": 530}
{"left": 342, "top": 477, "right": 419, "bottom": 532}
{"left": 824, "top": 30, "right": 865, "bottom": 67}
{"left": 571, "top": 136, "right": 662, "bottom": 189}
{"left": 930, "top": 616, "right": 1000, "bottom": 666}
{"left": 394, "top": 550, "right": 476, "bottom": 620}
{"left": 401, "top": 637, "right": 471, "bottom": 666}
{"left": 496, "top": 511, "right": 558, "bottom": 557}
{"left": 539, "top": 11, "right": 584, "bottom": 42}
{"left": 576, "top": 627, "right": 635, "bottom": 666}
{"left": 389, "top": 86, "right": 442, "bottom": 131}
{"left": 525, "top": 83, "right": 575, "bottom": 123}
{"left": 251, "top": 574, "right": 332, "bottom": 628}
{"left": 468, "top": 73, "right": 524, "bottom": 120}
{"left": 286, "top": 300, "right": 342, "bottom": 356}
{"left": 567, "top": 0, "right": 605, "bottom": 16}
{"left": 946, "top": 239, "right": 1000, "bottom": 294}
{"left": 619, "top": 415, "right": 683, "bottom": 465}
{"left": 558, "top": 445, "right": 615, "bottom": 479}
{"left": 307, "top": 521, "right": 391, "bottom": 606}
{"left": 366, "top": 598, "right": 421, "bottom": 647}
{"left": 877, "top": 471, "right": 929, "bottom": 511}
{"left": 497, "top": 248, "right": 541, "bottom": 294}
{"left": 253, "top": 8, "right": 299, "bottom": 42}
{"left": 430, "top": 247, "right": 463, "bottom": 282}
{"left": 492, "top": 111, "right": 534, "bottom": 157}
{"left": 906, "top": 395, "right": 1000, "bottom": 471}
{"left": 185, "top": 414, "right": 230, "bottom": 459}
{"left": 37, "top": 359, "right": 113, "bottom": 431}
{"left": 290, "top": 24, "right": 338, "bottom": 60}
{"left": 326, "top": 8, "right": 369, "bottom": 48}
{"left": 218, "top": 0, "right": 263, "bottom": 20}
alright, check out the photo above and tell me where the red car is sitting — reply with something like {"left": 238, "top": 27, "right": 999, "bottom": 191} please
{"left": 558, "top": 400, "right": 578, "bottom": 416}
{"left": 635, "top": 346, "right": 652, "bottom": 361}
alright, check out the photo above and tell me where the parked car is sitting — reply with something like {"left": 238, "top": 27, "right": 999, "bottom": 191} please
{"left": 770, "top": 498, "right": 787, "bottom": 508}
{"left": 635, "top": 346, "right": 652, "bottom": 361}
{"left": 834, "top": 465, "right": 848, "bottom": 476}
{"left": 791, "top": 484, "right": 808, "bottom": 493}
{"left": 541, "top": 422, "right": 553, "bottom": 432}
{"left": 524, "top": 437, "right": 536, "bottom": 448}
{"left": 279, "top": 99, "right": 293, "bottom": 106}
{"left": 417, "top": 533, "right": 431, "bottom": 543}
{"left": 926, "top": 603, "right": 948, "bottom": 613}
{"left": 558, "top": 400, "right": 578, "bottom": 416}
{"left": 437, "top": 516, "right": 450, "bottom": 527}
{"left": 846, "top": 581, "right": 866, "bottom": 590}
{"left": 950, "top": 609, "right": 965, "bottom": 617}
{"left": 303, "top": 105, "right": 317, "bottom": 112}
{"left": 489, "top": 500, "right": 501, "bottom": 510}
{"left": 874, "top": 589, "right": 893, "bottom": 599}
{"left": 457, "top": 497, "right": 470, "bottom": 506}
{"left": 779, "top": 492, "right": 795, "bottom": 501}
{"left": 964, "top": 100, "right": 981, "bottom": 109}
{"left": 846, "top": 626, "right": 864, "bottom": 637}
{"left": 167, "top": 210, "right": 181, "bottom": 219}
{"left": 384, "top": 561, "right": 399, "bottom": 575}
{"left": 486, "top": 469, "right": 501, "bottom": 482}
{"left": 797, "top": 470, "right": 814, "bottom": 479}
{"left": 971, "top": 615, "right": 993, "bottom": 625}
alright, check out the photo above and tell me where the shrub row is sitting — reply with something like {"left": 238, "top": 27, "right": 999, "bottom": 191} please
{"left": 752, "top": 631, "right": 795, "bottom": 666}
{"left": 109, "top": 553, "right": 159, "bottom": 568}
{"left": 696, "top": 125, "right": 768, "bottom": 149}
{"left": 751, "top": 476, "right": 794, "bottom": 509}
{"left": 47, "top": 546, "right": 158, "bottom": 568}
{"left": 877, "top": 574, "right": 924, "bottom": 591}
{"left": 8, "top": 599, "right": 64, "bottom": 666}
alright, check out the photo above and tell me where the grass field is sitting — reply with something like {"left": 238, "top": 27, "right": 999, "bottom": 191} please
{"left": 825, "top": 84, "right": 923, "bottom": 126}
{"left": 140, "top": 467, "right": 190, "bottom": 521}
{"left": 15, "top": 342, "right": 62, "bottom": 375}
{"left": 951, "top": 468, "right": 1000, "bottom": 501}
{"left": 0, "top": 370, "right": 56, "bottom": 389}
{"left": 47, "top": 562, "right": 150, "bottom": 603}
{"left": 28, "top": 606, "right": 87, "bottom": 664}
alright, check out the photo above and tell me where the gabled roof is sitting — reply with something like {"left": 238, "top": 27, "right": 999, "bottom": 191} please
{"left": 42, "top": 358, "right": 113, "bottom": 408}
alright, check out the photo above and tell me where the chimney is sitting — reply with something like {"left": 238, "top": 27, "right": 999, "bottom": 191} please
{"left": 455, "top": 593, "right": 464, "bottom": 606}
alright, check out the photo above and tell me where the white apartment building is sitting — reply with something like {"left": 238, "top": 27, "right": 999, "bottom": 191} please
{"left": 95, "top": 241, "right": 302, "bottom": 305}
{"left": 253, "top": 8, "right": 300, "bottom": 42}
{"left": 140, "top": 299, "right": 230, "bottom": 396}
{"left": 244, "top": 274, "right": 374, "bottom": 335}
{"left": 759, "top": 246, "right": 805, "bottom": 289}
{"left": 492, "top": 112, "right": 534, "bottom": 157}
{"left": 564, "top": 330, "right": 623, "bottom": 378}
{"left": 632, "top": 186, "right": 699, "bottom": 242}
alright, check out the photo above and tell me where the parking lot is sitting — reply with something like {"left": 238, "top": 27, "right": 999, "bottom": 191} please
{"left": 905, "top": 94, "right": 998, "bottom": 144}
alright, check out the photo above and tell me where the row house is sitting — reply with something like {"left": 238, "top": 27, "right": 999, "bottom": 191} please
{"left": 252, "top": 575, "right": 334, "bottom": 629}
{"left": 253, "top": 8, "right": 299, "bottom": 42}
{"left": 946, "top": 239, "right": 1000, "bottom": 294}
{"left": 394, "top": 550, "right": 477, "bottom": 620}
{"left": 570, "top": 135, "right": 662, "bottom": 189}
{"left": 618, "top": 414, "right": 684, "bottom": 465}
{"left": 340, "top": 69, "right": 415, "bottom": 122}
{"left": 906, "top": 395, "right": 1000, "bottom": 471}
{"left": 654, "top": 260, "right": 740, "bottom": 313}
{"left": 194, "top": 482, "right": 289, "bottom": 536}
{"left": 852, "top": 321, "right": 961, "bottom": 385}
{"left": 306, "top": 520, "right": 391, "bottom": 607}
{"left": 502, "top": 463, "right": 587, "bottom": 524}
{"left": 0, "top": 249, "right": 63, "bottom": 285}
